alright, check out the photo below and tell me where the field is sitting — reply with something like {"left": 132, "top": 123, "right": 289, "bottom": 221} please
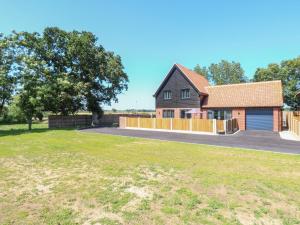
{"left": 1, "top": 124, "right": 300, "bottom": 225}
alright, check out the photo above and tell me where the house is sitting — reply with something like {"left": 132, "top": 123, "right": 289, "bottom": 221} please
{"left": 154, "top": 64, "right": 283, "bottom": 132}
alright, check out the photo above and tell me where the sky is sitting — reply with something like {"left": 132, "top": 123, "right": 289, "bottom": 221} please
{"left": 1, "top": 0, "right": 300, "bottom": 110}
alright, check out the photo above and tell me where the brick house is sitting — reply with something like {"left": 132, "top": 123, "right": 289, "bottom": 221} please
{"left": 154, "top": 64, "right": 283, "bottom": 131}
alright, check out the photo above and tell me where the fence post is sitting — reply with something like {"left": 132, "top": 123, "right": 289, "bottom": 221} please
{"left": 170, "top": 118, "right": 173, "bottom": 130}
{"left": 138, "top": 117, "right": 140, "bottom": 128}
{"left": 224, "top": 120, "right": 227, "bottom": 134}
{"left": 125, "top": 117, "right": 127, "bottom": 128}
{"left": 213, "top": 119, "right": 217, "bottom": 134}
{"left": 153, "top": 118, "right": 156, "bottom": 129}
{"left": 190, "top": 119, "right": 192, "bottom": 131}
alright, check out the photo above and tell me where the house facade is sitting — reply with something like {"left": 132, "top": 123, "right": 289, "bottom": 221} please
{"left": 154, "top": 64, "right": 283, "bottom": 132}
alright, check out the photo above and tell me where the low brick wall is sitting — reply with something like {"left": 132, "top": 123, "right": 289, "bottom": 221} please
{"left": 48, "top": 115, "right": 92, "bottom": 128}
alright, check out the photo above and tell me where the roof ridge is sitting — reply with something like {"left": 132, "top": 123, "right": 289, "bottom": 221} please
{"left": 205, "top": 80, "right": 281, "bottom": 88}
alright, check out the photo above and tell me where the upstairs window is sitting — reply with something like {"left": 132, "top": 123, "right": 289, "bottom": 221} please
{"left": 163, "top": 90, "right": 172, "bottom": 100}
{"left": 181, "top": 89, "right": 190, "bottom": 99}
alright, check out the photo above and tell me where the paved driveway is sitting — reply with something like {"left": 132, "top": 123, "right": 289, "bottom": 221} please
{"left": 82, "top": 128, "right": 300, "bottom": 154}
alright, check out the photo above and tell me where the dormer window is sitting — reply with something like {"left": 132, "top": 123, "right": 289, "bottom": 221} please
{"left": 163, "top": 90, "right": 172, "bottom": 100}
{"left": 181, "top": 89, "right": 190, "bottom": 99}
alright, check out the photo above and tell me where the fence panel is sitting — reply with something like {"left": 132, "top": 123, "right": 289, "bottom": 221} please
{"left": 286, "top": 112, "right": 300, "bottom": 136}
{"left": 127, "top": 117, "right": 139, "bottom": 127}
{"left": 155, "top": 118, "right": 171, "bottom": 130}
{"left": 216, "top": 120, "right": 224, "bottom": 132}
{"left": 140, "top": 118, "right": 153, "bottom": 129}
{"left": 172, "top": 118, "right": 190, "bottom": 131}
{"left": 191, "top": 119, "right": 213, "bottom": 132}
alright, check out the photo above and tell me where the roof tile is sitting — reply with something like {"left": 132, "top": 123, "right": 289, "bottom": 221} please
{"left": 202, "top": 80, "right": 283, "bottom": 108}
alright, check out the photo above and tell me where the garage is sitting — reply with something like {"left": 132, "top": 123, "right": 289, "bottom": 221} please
{"left": 246, "top": 108, "right": 273, "bottom": 131}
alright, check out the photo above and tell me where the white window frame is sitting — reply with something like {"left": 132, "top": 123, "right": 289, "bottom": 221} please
{"left": 163, "top": 90, "right": 172, "bottom": 100}
{"left": 180, "top": 89, "right": 190, "bottom": 99}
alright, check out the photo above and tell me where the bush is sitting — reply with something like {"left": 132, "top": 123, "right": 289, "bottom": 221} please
{"left": 35, "top": 112, "right": 44, "bottom": 121}
{"left": 0, "top": 96, "right": 26, "bottom": 123}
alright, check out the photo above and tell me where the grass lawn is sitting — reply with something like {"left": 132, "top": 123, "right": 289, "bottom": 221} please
{"left": 1, "top": 124, "right": 300, "bottom": 225}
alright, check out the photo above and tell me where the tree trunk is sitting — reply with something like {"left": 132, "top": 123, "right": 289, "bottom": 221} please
{"left": 28, "top": 117, "right": 32, "bottom": 131}
{"left": 92, "top": 111, "right": 100, "bottom": 126}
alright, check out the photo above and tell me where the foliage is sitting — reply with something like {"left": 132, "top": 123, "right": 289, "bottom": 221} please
{"left": 7, "top": 27, "right": 128, "bottom": 129}
{"left": 194, "top": 64, "right": 209, "bottom": 80}
{"left": 1, "top": 96, "right": 26, "bottom": 123}
{"left": 0, "top": 34, "right": 16, "bottom": 116}
{"left": 253, "top": 57, "right": 300, "bottom": 109}
{"left": 194, "top": 60, "right": 247, "bottom": 85}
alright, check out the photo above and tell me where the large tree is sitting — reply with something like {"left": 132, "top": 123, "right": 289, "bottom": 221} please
{"left": 209, "top": 60, "right": 247, "bottom": 85}
{"left": 253, "top": 57, "right": 300, "bottom": 109}
{"left": 65, "top": 29, "right": 128, "bottom": 123}
{"left": 12, "top": 32, "right": 46, "bottom": 130}
{"left": 0, "top": 34, "right": 15, "bottom": 116}
{"left": 12, "top": 27, "right": 128, "bottom": 126}
{"left": 194, "top": 60, "right": 247, "bottom": 85}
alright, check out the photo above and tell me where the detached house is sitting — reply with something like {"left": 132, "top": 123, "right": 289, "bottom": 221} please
{"left": 154, "top": 64, "right": 283, "bottom": 132}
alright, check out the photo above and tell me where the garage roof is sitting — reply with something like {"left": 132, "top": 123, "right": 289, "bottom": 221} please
{"left": 202, "top": 80, "right": 284, "bottom": 108}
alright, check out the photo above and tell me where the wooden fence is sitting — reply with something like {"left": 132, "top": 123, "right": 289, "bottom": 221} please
{"left": 286, "top": 111, "right": 300, "bottom": 136}
{"left": 225, "top": 118, "right": 239, "bottom": 134}
{"left": 48, "top": 115, "right": 92, "bottom": 128}
{"left": 48, "top": 113, "right": 152, "bottom": 128}
{"left": 120, "top": 117, "right": 239, "bottom": 134}
{"left": 120, "top": 117, "right": 240, "bottom": 134}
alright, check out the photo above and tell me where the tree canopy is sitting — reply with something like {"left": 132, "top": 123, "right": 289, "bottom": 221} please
{"left": 1, "top": 27, "right": 128, "bottom": 129}
{"left": 0, "top": 34, "right": 16, "bottom": 116}
{"left": 253, "top": 57, "right": 300, "bottom": 109}
{"left": 194, "top": 60, "right": 247, "bottom": 85}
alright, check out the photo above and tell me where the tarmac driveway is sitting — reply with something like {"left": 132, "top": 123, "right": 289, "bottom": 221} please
{"left": 82, "top": 128, "right": 300, "bottom": 154}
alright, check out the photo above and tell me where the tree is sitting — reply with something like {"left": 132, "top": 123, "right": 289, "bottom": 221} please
{"left": 58, "top": 28, "right": 128, "bottom": 124}
{"left": 194, "top": 60, "right": 247, "bottom": 85}
{"left": 0, "top": 34, "right": 15, "bottom": 116}
{"left": 194, "top": 64, "right": 210, "bottom": 80}
{"left": 12, "top": 27, "right": 128, "bottom": 126}
{"left": 17, "top": 55, "right": 45, "bottom": 130}
{"left": 253, "top": 57, "right": 300, "bottom": 109}
{"left": 208, "top": 60, "right": 247, "bottom": 85}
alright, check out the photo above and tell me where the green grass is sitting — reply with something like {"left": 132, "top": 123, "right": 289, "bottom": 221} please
{"left": 1, "top": 123, "right": 300, "bottom": 224}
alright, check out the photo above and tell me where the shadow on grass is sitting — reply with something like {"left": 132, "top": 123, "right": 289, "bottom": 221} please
{"left": 0, "top": 126, "right": 76, "bottom": 137}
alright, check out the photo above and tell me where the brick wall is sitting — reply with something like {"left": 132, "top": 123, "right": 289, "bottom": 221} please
{"left": 156, "top": 108, "right": 205, "bottom": 119}
{"left": 273, "top": 107, "right": 282, "bottom": 132}
{"left": 232, "top": 108, "right": 246, "bottom": 131}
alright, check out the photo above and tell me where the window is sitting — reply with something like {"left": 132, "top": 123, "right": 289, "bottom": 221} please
{"left": 208, "top": 109, "right": 232, "bottom": 120}
{"left": 163, "top": 90, "right": 172, "bottom": 100}
{"left": 180, "top": 109, "right": 191, "bottom": 119}
{"left": 181, "top": 89, "right": 190, "bottom": 99}
{"left": 163, "top": 110, "right": 174, "bottom": 118}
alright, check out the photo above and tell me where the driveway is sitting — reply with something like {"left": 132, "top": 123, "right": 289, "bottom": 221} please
{"left": 82, "top": 128, "right": 300, "bottom": 154}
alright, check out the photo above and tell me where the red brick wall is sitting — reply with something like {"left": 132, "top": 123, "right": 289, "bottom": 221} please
{"left": 232, "top": 108, "right": 246, "bottom": 131}
{"left": 156, "top": 108, "right": 163, "bottom": 118}
{"left": 156, "top": 108, "right": 204, "bottom": 118}
{"left": 202, "top": 109, "right": 208, "bottom": 119}
{"left": 273, "top": 107, "right": 282, "bottom": 132}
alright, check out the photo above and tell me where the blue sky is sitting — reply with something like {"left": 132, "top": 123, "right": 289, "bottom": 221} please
{"left": 1, "top": 0, "right": 300, "bottom": 109}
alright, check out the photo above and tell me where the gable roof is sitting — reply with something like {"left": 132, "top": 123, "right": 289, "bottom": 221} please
{"left": 154, "top": 63, "right": 209, "bottom": 96}
{"left": 202, "top": 80, "right": 284, "bottom": 108}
